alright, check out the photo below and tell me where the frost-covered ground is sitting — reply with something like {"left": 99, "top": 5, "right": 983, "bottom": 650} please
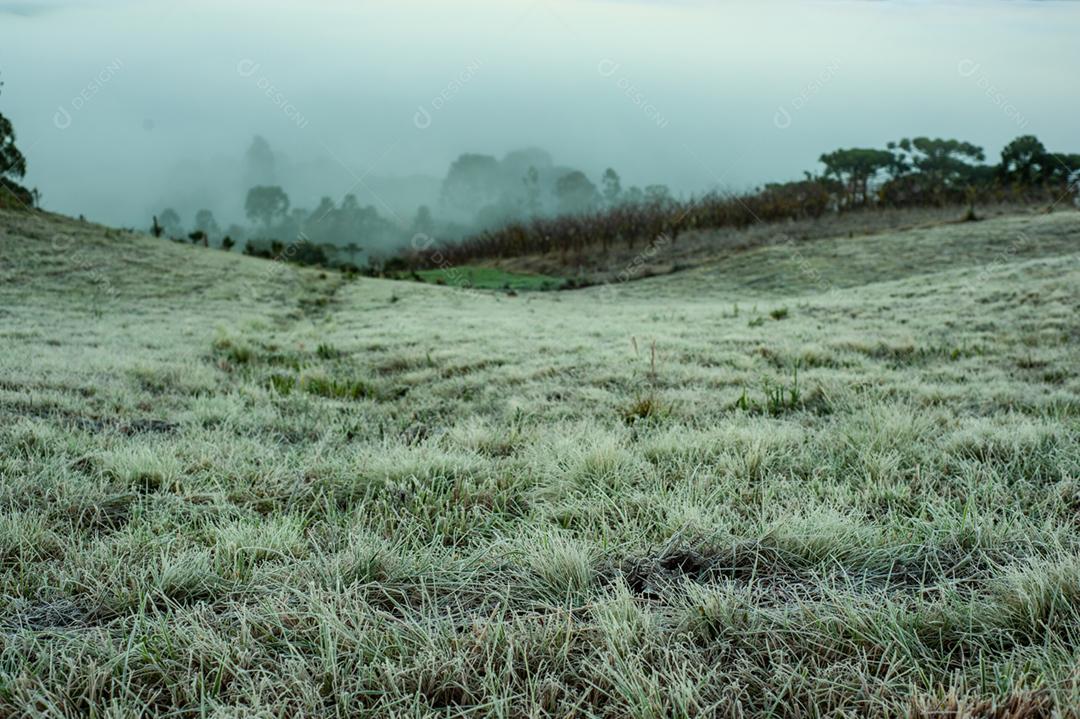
{"left": 2, "top": 207, "right": 1079, "bottom": 716}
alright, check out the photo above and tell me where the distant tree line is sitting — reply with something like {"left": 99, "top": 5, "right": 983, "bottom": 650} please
{"left": 397, "top": 134, "right": 1080, "bottom": 270}
{"left": 151, "top": 185, "right": 404, "bottom": 271}
{"left": 147, "top": 138, "right": 696, "bottom": 273}
{"left": 820, "top": 136, "right": 1079, "bottom": 209}
{"left": 436, "top": 147, "right": 675, "bottom": 229}
{"left": 147, "top": 132, "right": 1080, "bottom": 275}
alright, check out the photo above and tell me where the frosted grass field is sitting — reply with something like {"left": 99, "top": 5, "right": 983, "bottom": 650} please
{"left": 2, "top": 207, "right": 1080, "bottom": 716}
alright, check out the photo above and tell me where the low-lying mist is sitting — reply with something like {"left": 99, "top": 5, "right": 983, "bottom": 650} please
{"left": 151, "top": 136, "right": 659, "bottom": 263}
{"left": 2, "top": 0, "right": 1078, "bottom": 237}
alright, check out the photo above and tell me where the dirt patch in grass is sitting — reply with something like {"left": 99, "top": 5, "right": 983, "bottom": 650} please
{"left": 612, "top": 541, "right": 1001, "bottom": 602}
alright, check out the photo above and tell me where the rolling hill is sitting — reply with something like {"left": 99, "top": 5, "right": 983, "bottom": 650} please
{"left": 2, "top": 206, "right": 1079, "bottom": 716}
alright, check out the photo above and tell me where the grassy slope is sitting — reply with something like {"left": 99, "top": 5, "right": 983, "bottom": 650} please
{"left": 2, "top": 207, "right": 1080, "bottom": 716}
{"left": 489, "top": 202, "right": 1067, "bottom": 285}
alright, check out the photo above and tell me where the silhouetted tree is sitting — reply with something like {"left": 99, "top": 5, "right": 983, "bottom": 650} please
{"left": 412, "top": 205, "right": 434, "bottom": 235}
{"left": 0, "top": 75, "right": 33, "bottom": 209}
{"left": 150, "top": 215, "right": 164, "bottom": 238}
{"left": 523, "top": 166, "right": 542, "bottom": 217}
{"left": 311, "top": 196, "right": 335, "bottom": 220}
{"left": 884, "top": 140, "right": 913, "bottom": 180}
{"left": 500, "top": 148, "right": 553, "bottom": 188}
{"left": 159, "top": 208, "right": 183, "bottom": 237}
{"left": 307, "top": 196, "right": 337, "bottom": 242}
{"left": 221, "top": 236, "right": 235, "bottom": 252}
{"left": 1000, "top": 135, "right": 1050, "bottom": 186}
{"left": 555, "top": 171, "right": 599, "bottom": 215}
{"left": 188, "top": 230, "right": 207, "bottom": 247}
{"left": 0, "top": 113, "right": 25, "bottom": 183}
{"left": 0, "top": 76, "right": 26, "bottom": 183}
{"left": 339, "top": 194, "right": 396, "bottom": 247}
{"left": 277, "top": 207, "right": 308, "bottom": 242}
{"left": 896, "top": 137, "right": 985, "bottom": 191}
{"left": 244, "top": 135, "right": 276, "bottom": 188}
{"left": 194, "top": 209, "right": 220, "bottom": 240}
{"left": 820, "top": 148, "right": 894, "bottom": 207}
{"left": 601, "top": 168, "right": 622, "bottom": 206}
{"left": 225, "top": 223, "right": 248, "bottom": 246}
{"left": 245, "top": 185, "right": 290, "bottom": 229}
{"left": 440, "top": 153, "right": 501, "bottom": 218}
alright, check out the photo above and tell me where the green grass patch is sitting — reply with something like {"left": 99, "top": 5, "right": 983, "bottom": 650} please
{"left": 300, "top": 373, "right": 373, "bottom": 400}
{"left": 401, "top": 265, "right": 566, "bottom": 291}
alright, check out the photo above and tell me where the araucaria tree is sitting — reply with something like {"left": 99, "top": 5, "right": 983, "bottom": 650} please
{"left": 819, "top": 148, "right": 894, "bottom": 208}
{"left": 1000, "top": 135, "right": 1051, "bottom": 186}
{"left": 894, "top": 137, "right": 985, "bottom": 190}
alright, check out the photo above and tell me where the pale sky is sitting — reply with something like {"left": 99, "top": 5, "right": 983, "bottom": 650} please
{"left": 1, "top": 0, "right": 1077, "bottom": 226}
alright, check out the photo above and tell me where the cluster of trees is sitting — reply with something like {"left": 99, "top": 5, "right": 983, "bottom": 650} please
{"left": 820, "top": 135, "right": 1079, "bottom": 209}
{"left": 147, "top": 138, "right": 686, "bottom": 273}
{"left": 150, "top": 143, "right": 666, "bottom": 270}
{"left": 437, "top": 148, "right": 673, "bottom": 228}
{"left": 400, "top": 134, "right": 1080, "bottom": 270}
{"left": 151, "top": 132, "right": 1079, "bottom": 275}
{"left": 149, "top": 136, "right": 425, "bottom": 268}
{"left": 151, "top": 207, "right": 235, "bottom": 249}
{"left": 152, "top": 185, "right": 406, "bottom": 269}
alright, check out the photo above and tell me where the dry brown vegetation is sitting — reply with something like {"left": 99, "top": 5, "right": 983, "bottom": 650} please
{"left": 489, "top": 201, "right": 1066, "bottom": 286}
{"left": 396, "top": 174, "right": 1070, "bottom": 280}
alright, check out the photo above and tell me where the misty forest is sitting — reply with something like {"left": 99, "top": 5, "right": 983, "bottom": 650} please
{"left": 128, "top": 132, "right": 1080, "bottom": 285}
{"left": 2, "top": 1, "right": 1080, "bottom": 716}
